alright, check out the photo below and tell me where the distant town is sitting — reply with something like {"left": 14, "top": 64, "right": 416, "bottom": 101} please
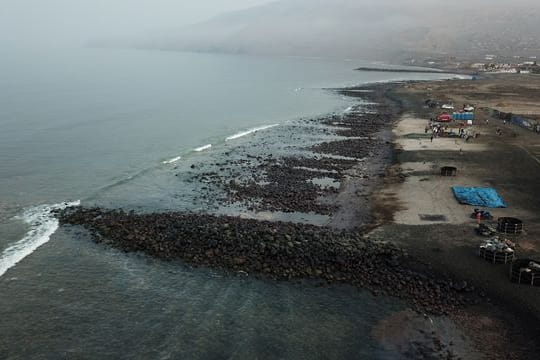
{"left": 470, "top": 54, "right": 540, "bottom": 74}
{"left": 406, "top": 53, "right": 540, "bottom": 74}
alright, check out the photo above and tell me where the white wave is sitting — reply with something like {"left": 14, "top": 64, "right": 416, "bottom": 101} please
{"left": 194, "top": 144, "right": 212, "bottom": 152}
{"left": 0, "top": 200, "right": 80, "bottom": 277}
{"left": 225, "top": 124, "right": 279, "bottom": 141}
{"left": 162, "top": 156, "right": 182, "bottom": 164}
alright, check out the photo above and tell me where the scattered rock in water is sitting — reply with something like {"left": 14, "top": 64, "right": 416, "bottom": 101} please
{"left": 184, "top": 85, "right": 399, "bottom": 216}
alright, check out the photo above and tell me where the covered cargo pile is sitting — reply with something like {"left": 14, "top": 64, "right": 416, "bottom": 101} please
{"left": 510, "top": 259, "right": 540, "bottom": 286}
{"left": 471, "top": 208, "right": 493, "bottom": 220}
{"left": 452, "top": 187, "right": 507, "bottom": 208}
{"left": 478, "top": 236, "right": 515, "bottom": 264}
{"left": 475, "top": 223, "right": 497, "bottom": 236}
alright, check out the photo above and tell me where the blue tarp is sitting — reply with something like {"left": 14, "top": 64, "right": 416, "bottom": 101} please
{"left": 452, "top": 187, "right": 507, "bottom": 208}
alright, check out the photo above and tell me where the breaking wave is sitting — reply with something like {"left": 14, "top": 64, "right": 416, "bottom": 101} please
{"left": 225, "top": 124, "right": 279, "bottom": 141}
{"left": 162, "top": 124, "right": 279, "bottom": 165}
{"left": 194, "top": 144, "right": 212, "bottom": 152}
{"left": 162, "top": 156, "right": 182, "bottom": 165}
{"left": 0, "top": 200, "right": 80, "bottom": 277}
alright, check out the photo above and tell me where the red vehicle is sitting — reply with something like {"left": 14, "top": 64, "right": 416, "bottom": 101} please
{"left": 437, "top": 113, "right": 452, "bottom": 122}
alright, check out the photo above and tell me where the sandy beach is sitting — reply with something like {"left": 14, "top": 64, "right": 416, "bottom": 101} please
{"left": 371, "top": 75, "right": 540, "bottom": 359}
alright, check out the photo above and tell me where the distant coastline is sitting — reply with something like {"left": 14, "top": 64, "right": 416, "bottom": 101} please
{"left": 355, "top": 66, "right": 463, "bottom": 75}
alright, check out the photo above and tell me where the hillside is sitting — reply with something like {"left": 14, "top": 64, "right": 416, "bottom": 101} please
{"left": 109, "top": 0, "right": 540, "bottom": 62}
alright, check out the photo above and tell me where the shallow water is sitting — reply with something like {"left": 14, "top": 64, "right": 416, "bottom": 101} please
{"left": 0, "top": 47, "right": 459, "bottom": 358}
{"left": 0, "top": 227, "right": 406, "bottom": 359}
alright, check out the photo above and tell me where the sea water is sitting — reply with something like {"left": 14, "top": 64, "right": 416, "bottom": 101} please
{"left": 0, "top": 46, "right": 454, "bottom": 359}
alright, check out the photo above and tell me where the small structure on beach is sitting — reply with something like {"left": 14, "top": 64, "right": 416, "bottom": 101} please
{"left": 452, "top": 112, "right": 474, "bottom": 121}
{"left": 476, "top": 223, "right": 497, "bottom": 236}
{"left": 478, "top": 236, "right": 515, "bottom": 264}
{"left": 497, "top": 217, "right": 524, "bottom": 235}
{"left": 510, "top": 259, "right": 540, "bottom": 286}
{"left": 440, "top": 166, "right": 457, "bottom": 176}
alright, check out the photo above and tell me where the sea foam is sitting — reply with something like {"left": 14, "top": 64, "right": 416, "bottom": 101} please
{"left": 162, "top": 156, "right": 182, "bottom": 164}
{"left": 194, "top": 144, "right": 212, "bottom": 152}
{"left": 0, "top": 200, "right": 80, "bottom": 277}
{"left": 225, "top": 124, "right": 279, "bottom": 141}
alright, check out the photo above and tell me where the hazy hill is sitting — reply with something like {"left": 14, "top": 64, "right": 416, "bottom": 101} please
{"left": 110, "top": 0, "right": 540, "bottom": 62}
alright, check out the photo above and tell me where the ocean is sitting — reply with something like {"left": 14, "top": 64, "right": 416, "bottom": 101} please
{"left": 0, "top": 47, "right": 454, "bottom": 359}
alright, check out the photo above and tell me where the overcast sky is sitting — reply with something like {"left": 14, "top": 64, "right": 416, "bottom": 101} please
{"left": 2, "top": 0, "right": 538, "bottom": 54}
{"left": 0, "top": 0, "right": 274, "bottom": 47}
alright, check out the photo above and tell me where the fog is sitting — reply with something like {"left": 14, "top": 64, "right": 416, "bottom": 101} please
{"left": 0, "top": 0, "right": 273, "bottom": 48}
{"left": 158, "top": 0, "right": 540, "bottom": 60}
{"left": 2, "top": 0, "right": 540, "bottom": 60}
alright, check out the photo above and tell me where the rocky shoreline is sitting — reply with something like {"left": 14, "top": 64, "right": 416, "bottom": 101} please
{"left": 59, "top": 207, "right": 482, "bottom": 316}
{"left": 52, "top": 77, "right": 540, "bottom": 359}
{"left": 56, "top": 83, "right": 489, "bottom": 321}
{"left": 186, "top": 85, "right": 398, "bottom": 218}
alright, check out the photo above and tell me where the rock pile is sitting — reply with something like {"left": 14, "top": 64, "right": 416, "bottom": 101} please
{"left": 312, "top": 138, "right": 379, "bottom": 159}
{"left": 59, "top": 207, "right": 480, "bottom": 315}
{"left": 227, "top": 162, "right": 339, "bottom": 214}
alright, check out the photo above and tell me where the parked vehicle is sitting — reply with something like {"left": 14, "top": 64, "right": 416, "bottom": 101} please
{"left": 424, "top": 99, "right": 440, "bottom": 108}
{"left": 441, "top": 103, "right": 454, "bottom": 110}
{"left": 437, "top": 113, "right": 452, "bottom": 122}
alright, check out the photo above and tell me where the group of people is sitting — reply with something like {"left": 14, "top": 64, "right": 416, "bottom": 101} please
{"left": 425, "top": 121, "right": 447, "bottom": 142}
{"left": 459, "top": 127, "right": 476, "bottom": 142}
{"left": 425, "top": 120, "right": 477, "bottom": 142}
{"left": 428, "top": 109, "right": 540, "bottom": 140}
